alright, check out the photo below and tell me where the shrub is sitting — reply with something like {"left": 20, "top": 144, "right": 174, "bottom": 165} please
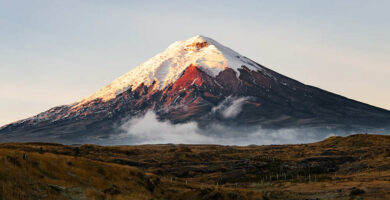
{"left": 350, "top": 187, "right": 365, "bottom": 196}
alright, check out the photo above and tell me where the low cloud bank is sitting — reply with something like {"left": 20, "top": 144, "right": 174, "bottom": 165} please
{"left": 109, "top": 111, "right": 338, "bottom": 145}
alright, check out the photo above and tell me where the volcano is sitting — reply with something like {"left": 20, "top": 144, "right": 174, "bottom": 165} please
{"left": 1, "top": 35, "right": 389, "bottom": 144}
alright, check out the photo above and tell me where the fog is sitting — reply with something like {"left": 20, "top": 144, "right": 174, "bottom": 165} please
{"left": 110, "top": 111, "right": 338, "bottom": 145}
{"left": 105, "top": 96, "right": 381, "bottom": 145}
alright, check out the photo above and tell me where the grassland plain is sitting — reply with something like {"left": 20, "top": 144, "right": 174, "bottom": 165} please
{"left": 1, "top": 134, "right": 390, "bottom": 200}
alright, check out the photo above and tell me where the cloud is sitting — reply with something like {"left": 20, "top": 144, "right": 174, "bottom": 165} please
{"left": 115, "top": 111, "right": 210, "bottom": 144}
{"left": 110, "top": 110, "right": 338, "bottom": 145}
{"left": 212, "top": 96, "right": 251, "bottom": 119}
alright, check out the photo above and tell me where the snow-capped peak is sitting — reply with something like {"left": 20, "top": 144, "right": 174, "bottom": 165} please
{"left": 78, "top": 35, "right": 262, "bottom": 103}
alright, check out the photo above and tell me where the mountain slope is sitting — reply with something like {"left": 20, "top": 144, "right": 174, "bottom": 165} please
{"left": 1, "top": 35, "right": 389, "bottom": 144}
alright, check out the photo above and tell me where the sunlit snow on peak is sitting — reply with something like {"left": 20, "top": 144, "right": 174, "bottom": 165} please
{"left": 77, "top": 35, "right": 262, "bottom": 104}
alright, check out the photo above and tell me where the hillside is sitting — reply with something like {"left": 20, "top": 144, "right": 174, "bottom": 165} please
{"left": 1, "top": 134, "right": 390, "bottom": 200}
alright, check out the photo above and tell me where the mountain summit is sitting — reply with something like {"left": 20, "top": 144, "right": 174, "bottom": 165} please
{"left": 79, "top": 35, "right": 260, "bottom": 103}
{"left": 1, "top": 35, "right": 390, "bottom": 144}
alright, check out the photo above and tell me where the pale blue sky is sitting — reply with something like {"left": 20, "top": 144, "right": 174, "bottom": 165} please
{"left": 1, "top": 0, "right": 390, "bottom": 126}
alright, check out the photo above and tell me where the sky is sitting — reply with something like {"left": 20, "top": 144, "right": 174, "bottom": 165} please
{"left": 0, "top": 0, "right": 389, "bottom": 126}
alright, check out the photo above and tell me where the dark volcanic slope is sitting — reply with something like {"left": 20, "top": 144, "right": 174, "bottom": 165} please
{"left": 1, "top": 36, "right": 389, "bottom": 143}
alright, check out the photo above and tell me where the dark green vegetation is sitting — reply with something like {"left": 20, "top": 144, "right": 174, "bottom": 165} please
{"left": 1, "top": 134, "right": 390, "bottom": 200}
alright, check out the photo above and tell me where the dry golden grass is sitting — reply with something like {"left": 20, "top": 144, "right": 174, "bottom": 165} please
{"left": 0, "top": 148, "right": 160, "bottom": 200}
{"left": 1, "top": 134, "right": 390, "bottom": 199}
{"left": 0, "top": 148, "right": 266, "bottom": 200}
